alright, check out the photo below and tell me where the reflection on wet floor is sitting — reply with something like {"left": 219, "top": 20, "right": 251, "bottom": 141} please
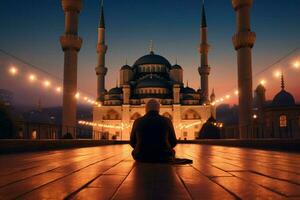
{"left": 0, "top": 144, "right": 299, "bottom": 199}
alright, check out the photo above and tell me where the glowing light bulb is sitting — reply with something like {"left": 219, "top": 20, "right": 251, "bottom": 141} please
{"left": 260, "top": 80, "right": 266, "bottom": 86}
{"left": 29, "top": 74, "right": 36, "bottom": 82}
{"left": 294, "top": 61, "right": 300, "bottom": 69}
{"left": 274, "top": 71, "right": 281, "bottom": 78}
{"left": 56, "top": 87, "right": 61, "bottom": 93}
{"left": 226, "top": 95, "right": 231, "bottom": 99}
{"left": 9, "top": 67, "right": 18, "bottom": 75}
{"left": 44, "top": 80, "right": 51, "bottom": 87}
{"left": 253, "top": 114, "right": 258, "bottom": 119}
{"left": 75, "top": 92, "right": 80, "bottom": 99}
{"left": 234, "top": 90, "right": 239, "bottom": 95}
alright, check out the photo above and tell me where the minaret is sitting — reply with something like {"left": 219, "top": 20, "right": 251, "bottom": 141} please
{"left": 198, "top": 1, "right": 211, "bottom": 102}
{"left": 232, "top": 0, "right": 256, "bottom": 138}
{"left": 95, "top": 0, "right": 108, "bottom": 102}
{"left": 60, "top": 0, "right": 83, "bottom": 135}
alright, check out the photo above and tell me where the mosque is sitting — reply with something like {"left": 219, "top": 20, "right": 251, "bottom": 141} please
{"left": 92, "top": 3, "right": 215, "bottom": 140}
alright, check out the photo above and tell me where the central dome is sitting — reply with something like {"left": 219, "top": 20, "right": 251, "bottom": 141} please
{"left": 134, "top": 52, "right": 171, "bottom": 68}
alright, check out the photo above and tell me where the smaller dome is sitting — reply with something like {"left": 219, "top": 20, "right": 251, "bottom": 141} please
{"left": 121, "top": 65, "right": 132, "bottom": 70}
{"left": 136, "top": 76, "right": 169, "bottom": 88}
{"left": 171, "top": 64, "right": 182, "bottom": 70}
{"left": 108, "top": 87, "right": 123, "bottom": 94}
{"left": 182, "top": 94, "right": 195, "bottom": 100}
{"left": 272, "top": 90, "right": 295, "bottom": 107}
{"left": 181, "top": 87, "right": 196, "bottom": 94}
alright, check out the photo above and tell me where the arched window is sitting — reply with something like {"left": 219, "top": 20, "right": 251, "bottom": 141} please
{"left": 106, "top": 110, "right": 121, "bottom": 120}
{"left": 279, "top": 115, "right": 287, "bottom": 127}
{"left": 183, "top": 109, "right": 201, "bottom": 120}
{"left": 131, "top": 112, "right": 142, "bottom": 120}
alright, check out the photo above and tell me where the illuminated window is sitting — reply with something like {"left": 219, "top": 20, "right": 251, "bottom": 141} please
{"left": 31, "top": 130, "right": 37, "bottom": 140}
{"left": 279, "top": 115, "right": 287, "bottom": 127}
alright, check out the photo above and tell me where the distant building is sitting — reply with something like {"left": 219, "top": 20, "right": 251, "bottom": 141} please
{"left": 0, "top": 89, "right": 13, "bottom": 107}
{"left": 253, "top": 75, "right": 300, "bottom": 138}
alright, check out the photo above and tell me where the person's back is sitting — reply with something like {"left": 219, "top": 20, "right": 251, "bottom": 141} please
{"left": 130, "top": 99, "right": 177, "bottom": 162}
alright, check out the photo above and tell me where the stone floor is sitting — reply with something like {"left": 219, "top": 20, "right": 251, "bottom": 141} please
{"left": 0, "top": 144, "right": 300, "bottom": 200}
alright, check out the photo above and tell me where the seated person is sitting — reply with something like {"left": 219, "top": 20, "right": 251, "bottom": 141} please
{"left": 130, "top": 99, "right": 177, "bottom": 162}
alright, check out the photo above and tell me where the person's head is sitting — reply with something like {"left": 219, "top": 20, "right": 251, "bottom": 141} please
{"left": 146, "top": 99, "right": 160, "bottom": 113}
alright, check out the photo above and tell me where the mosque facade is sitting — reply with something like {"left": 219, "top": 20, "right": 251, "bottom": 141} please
{"left": 92, "top": 3, "right": 215, "bottom": 140}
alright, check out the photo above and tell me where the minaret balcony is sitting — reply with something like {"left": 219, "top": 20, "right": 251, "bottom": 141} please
{"left": 95, "top": 66, "right": 108, "bottom": 75}
{"left": 198, "top": 66, "right": 211, "bottom": 75}
{"left": 232, "top": 31, "right": 256, "bottom": 50}
{"left": 232, "top": 0, "right": 253, "bottom": 10}
{"left": 60, "top": 35, "right": 82, "bottom": 51}
{"left": 61, "top": 0, "right": 83, "bottom": 12}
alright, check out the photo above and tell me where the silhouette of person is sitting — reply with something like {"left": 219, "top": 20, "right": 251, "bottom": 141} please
{"left": 130, "top": 99, "right": 177, "bottom": 162}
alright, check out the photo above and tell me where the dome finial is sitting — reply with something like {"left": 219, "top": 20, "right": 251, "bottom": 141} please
{"left": 125, "top": 57, "right": 128, "bottom": 65}
{"left": 149, "top": 40, "right": 154, "bottom": 54}
{"left": 281, "top": 72, "right": 285, "bottom": 90}
{"left": 175, "top": 56, "right": 178, "bottom": 65}
{"left": 186, "top": 80, "right": 189, "bottom": 87}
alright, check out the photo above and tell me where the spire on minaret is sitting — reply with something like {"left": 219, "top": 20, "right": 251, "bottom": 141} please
{"left": 99, "top": 0, "right": 105, "bottom": 28}
{"left": 149, "top": 40, "right": 154, "bottom": 54}
{"left": 201, "top": 0, "right": 207, "bottom": 28}
{"left": 281, "top": 72, "right": 285, "bottom": 90}
{"left": 95, "top": 0, "right": 108, "bottom": 102}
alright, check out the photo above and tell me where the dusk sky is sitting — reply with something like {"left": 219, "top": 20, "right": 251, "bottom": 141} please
{"left": 0, "top": 0, "right": 300, "bottom": 106}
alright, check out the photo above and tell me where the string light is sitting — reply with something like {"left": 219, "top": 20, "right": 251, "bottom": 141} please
{"left": 75, "top": 92, "right": 80, "bottom": 99}
{"left": 9, "top": 66, "right": 18, "bottom": 75}
{"left": 28, "top": 74, "right": 36, "bottom": 82}
{"left": 56, "top": 87, "right": 62, "bottom": 93}
{"left": 294, "top": 61, "right": 300, "bottom": 69}
{"left": 78, "top": 120, "right": 131, "bottom": 130}
{"left": 7, "top": 65, "right": 97, "bottom": 106}
{"left": 274, "top": 71, "right": 281, "bottom": 78}
{"left": 260, "top": 79, "right": 266, "bottom": 86}
{"left": 44, "top": 80, "right": 51, "bottom": 88}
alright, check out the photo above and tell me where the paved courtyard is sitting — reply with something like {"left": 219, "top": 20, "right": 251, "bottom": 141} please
{"left": 0, "top": 144, "right": 300, "bottom": 199}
